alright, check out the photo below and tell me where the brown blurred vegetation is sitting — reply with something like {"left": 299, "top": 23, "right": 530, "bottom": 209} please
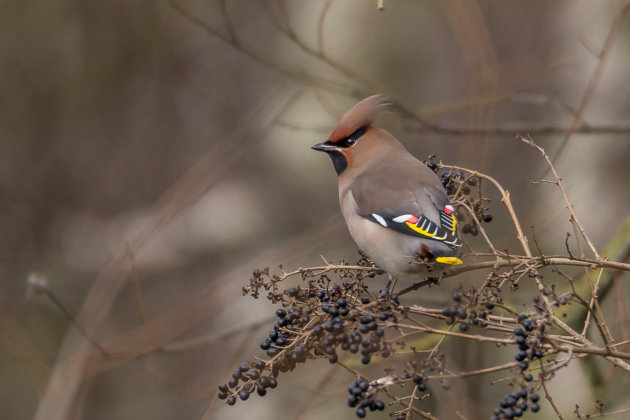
{"left": 1, "top": 1, "right": 630, "bottom": 419}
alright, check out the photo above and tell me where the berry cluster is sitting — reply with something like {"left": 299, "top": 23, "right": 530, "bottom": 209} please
{"left": 513, "top": 314, "right": 545, "bottom": 375}
{"left": 313, "top": 294, "right": 393, "bottom": 365}
{"left": 217, "top": 360, "right": 278, "bottom": 406}
{"left": 225, "top": 268, "right": 401, "bottom": 409}
{"left": 426, "top": 160, "right": 493, "bottom": 237}
{"left": 346, "top": 378, "right": 386, "bottom": 418}
{"left": 490, "top": 388, "right": 541, "bottom": 419}
{"left": 441, "top": 290, "right": 490, "bottom": 331}
{"left": 260, "top": 306, "right": 311, "bottom": 361}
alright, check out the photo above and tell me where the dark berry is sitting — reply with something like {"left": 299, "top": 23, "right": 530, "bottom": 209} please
{"left": 359, "top": 399, "right": 372, "bottom": 408}
{"left": 226, "top": 395, "right": 236, "bottom": 405}
{"left": 257, "top": 385, "right": 267, "bottom": 397}
{"left": 286, "top": 287, "right": 298, "bottom": 297}
{"left": 375, "top": 400, "right": 385, "bottom": 410}
{"left": 356, "top": 407, "right": 366, "bottom": 418}
{"left": 530, "top": 394, "right": 539, "bottom": 403}
{"left": 268, "top": 378, "right": 277, "bottom": 389}
{"left": 524, "top": 374, "right": 533, "bottom": 382}
{"left": 427, "top": 161, "right": 438, "bottom": 171}
{"left": 328, "top": 354, "right": 338, "bottom": 363}
{"left": 457, "top": 308, "right": 467, "bottom": 319}
{"left": 337, "top": 298, "right": 348, "bottom": 307}
{"left": 238, "top": 390, "right": 250, "bottom": 400}
{"left": 520, "top": 361, "right": 529, "bottom": 371}
{"left": 361, "top": 355, "right": 371, "bottom": 365}
{"left": 413, "top": 374, "right": 423, "bottom": 384}
{"left": 459, "top": 322, "right": 469, "bottom": 331}
{"left": 379, "top": 312, "right": 389, "bottom": 321}
{"left": 483, "top": 213, "right": 493, "bottom": 223}
{"left": 218, "top": 384, "right": 228, "bottom": 393}
{"left": 348, "top": 395, "right": 359, "bottom": 407}
{"left": 442, "top": 307, "right": 456, "bottom": 317}
{"left": 531, "top": 403, "right": 540, "bottom": 412}
{"left": 358, "top": 380, "right": 369, "bottom": 392}
{"left": 361, "top": 297, "right": 372, "bottom": 304}
{"left": 217, "top": 391, "right": 228, "bottom": 400}
{"left": 515, "top": 351, "right": 527, "bottom": 362}
{"left": 513, "top": 327, "right": 525, "bottom": 336}
{"left": 418, "top": 383, "right": 427, "bottom": 392}
{"left": 238, "top": 363, "right": 249, "bottom": 372}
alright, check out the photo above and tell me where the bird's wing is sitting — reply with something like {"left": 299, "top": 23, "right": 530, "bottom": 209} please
{"left": 350, "top": 158, "right": 462, "bottom": 248}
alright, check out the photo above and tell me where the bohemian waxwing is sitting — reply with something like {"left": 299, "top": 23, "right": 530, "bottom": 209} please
{"left": 312, "top": 95, "right": 463, "bottom": 295}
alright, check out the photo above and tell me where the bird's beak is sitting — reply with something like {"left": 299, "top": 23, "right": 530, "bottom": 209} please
{"left": 311, "top": 142, "right": 336, "bottom": 152}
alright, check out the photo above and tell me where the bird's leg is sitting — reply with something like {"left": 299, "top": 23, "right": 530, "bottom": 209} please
{"left": 378, "top": 275, "right": 395, "bottom": 299}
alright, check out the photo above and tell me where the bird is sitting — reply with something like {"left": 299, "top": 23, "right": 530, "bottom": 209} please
{"left": 312, "top": 95, "right": 463, "bottom": 296}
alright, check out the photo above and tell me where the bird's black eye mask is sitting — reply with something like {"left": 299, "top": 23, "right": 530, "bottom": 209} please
{"left": 327, "top": 126, "right": 367, "bottom": 149}
{"left": 313, "top": 126, "right": 367, "bottom": 175}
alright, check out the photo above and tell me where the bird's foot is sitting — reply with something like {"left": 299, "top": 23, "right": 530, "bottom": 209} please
{"left": 378, "top": 275, "right": 394, "bottom": 300}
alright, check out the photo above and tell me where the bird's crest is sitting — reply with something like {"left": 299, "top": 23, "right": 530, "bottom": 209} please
{"left": 328, "top": 95, "right": 388, "bottom": 143}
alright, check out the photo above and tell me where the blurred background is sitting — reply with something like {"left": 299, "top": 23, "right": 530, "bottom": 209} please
{"left": 1, "top": 1, "right": 630, "bottom": 419}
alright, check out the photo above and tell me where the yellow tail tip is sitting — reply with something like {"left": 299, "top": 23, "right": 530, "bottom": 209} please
{"left": 436, "top": 257, "right": 463, "bottom": 265}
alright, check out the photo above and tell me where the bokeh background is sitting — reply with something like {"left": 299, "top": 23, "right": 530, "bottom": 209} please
{"left": 2, "top": 1, "right": 630, "bottom": 419}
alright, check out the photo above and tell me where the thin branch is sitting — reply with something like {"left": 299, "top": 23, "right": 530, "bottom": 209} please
{"left": 549, "top": 0, "right": 630, "bottom": 167}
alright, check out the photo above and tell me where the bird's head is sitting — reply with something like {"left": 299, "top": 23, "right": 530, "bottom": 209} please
{"left": 312, "top": 95, "right": 393, "bottom": 175}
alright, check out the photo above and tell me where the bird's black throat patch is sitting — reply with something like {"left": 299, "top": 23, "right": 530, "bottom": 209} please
{"left": 327, "top": 150, "right": 348, "bottom": 175}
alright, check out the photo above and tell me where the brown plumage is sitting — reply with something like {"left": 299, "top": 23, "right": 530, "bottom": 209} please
{"left": 328, "top": 95, "right": 388, "bottom": 143}
{"left": 312, "top": 95, "right": 462, "bottom": 295}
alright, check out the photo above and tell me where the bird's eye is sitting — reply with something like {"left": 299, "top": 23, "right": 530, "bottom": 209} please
{"left": 345, "top": 137, "right": 355, "bottom": 147}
